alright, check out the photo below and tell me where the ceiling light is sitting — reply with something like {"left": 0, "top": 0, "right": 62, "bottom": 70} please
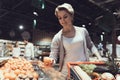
{"left": 33, "top": 19, "right": 37, "bottom": 28}
{"left": 82, "top": 25, "right": 85, "bottom": 27}
{"left": 117, "top": 35, "right": 120, "bottom": 41}
{"left": 33, "top": 12, "right": 38, "bottom": 16}
{"left": 88, "top": 23, "right": 91, "bottom": 25}
{"left": 100, "top": 34, "right": 103, "bottom": 41}
{"left": 102, "top": 32, "right": 105, "bottom": 35}
{"left": 19, "top": 25, "right": 24, "bottom": 30}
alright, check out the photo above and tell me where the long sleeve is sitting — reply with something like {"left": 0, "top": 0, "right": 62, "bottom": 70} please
{"left": 49, "top": 33, "right": 60, "bottom": 62}
{"left": 84, "top": 28, "right": 98, "bottom": 54}
{"left": 84, "top": 28, "right": 102, "bottom": 59}
{"left": 49, "top": 30, "right": 65, "bottom": 71}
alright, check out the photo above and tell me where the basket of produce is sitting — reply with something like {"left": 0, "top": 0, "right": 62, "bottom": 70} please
{"left": 67, "top": 61, "right": 120, "bottom": 80}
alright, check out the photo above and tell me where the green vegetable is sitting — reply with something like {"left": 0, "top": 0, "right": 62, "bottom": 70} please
{"left": 79, "top": 64, "right": 97, "bottom": 75}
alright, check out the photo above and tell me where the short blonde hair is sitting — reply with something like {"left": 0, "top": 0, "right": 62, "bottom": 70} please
{"left": 55, "top": 3, "right": 74, "bottom": 17}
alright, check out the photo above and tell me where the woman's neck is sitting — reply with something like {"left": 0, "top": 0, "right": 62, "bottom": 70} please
{"left": 63, "top": 25, "right": 73, "bottom": 32}
{"left": 62, "top": 25, "right": 75, "bottom": 38}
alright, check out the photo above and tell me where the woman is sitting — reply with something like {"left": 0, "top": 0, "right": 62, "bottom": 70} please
{"left": 12, "top": 41, "right": 21, "bottom": 57}
{"left": 49, "top": 3, "right": 103, "bottom": 78}
{"left": 24, "top": 39, "right": 34, "bottom": 60}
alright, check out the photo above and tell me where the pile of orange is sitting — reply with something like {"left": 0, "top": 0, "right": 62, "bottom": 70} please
{"left": 0, "top": 57, "right": 39, "bottom": 80}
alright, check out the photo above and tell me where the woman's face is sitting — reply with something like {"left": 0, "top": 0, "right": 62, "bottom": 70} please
{"left": 57, "top": 10, "right": 73, "bottom": 27}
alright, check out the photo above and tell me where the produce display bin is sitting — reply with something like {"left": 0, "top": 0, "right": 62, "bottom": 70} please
{"left": 32, "top": 63, "right": 50, "bottom": 80}
{"left": 67, "top": 61, "right": 105, "bottom": 79}
{"left": 70, "top": 67, "right": 82, "bottom": 80}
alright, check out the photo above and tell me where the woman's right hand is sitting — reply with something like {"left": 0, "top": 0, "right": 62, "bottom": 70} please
{"left": 43, "top": 57, "right": 54, "bottom": 66}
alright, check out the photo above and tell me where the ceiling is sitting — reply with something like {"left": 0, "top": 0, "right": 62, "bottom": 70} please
{"left": 0, "top": 0, "right": 120, "bottom": 40}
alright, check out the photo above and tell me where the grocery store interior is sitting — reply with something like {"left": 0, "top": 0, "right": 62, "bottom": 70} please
{"left": 0, "top": 0, "right": 120, "bottom": 80}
